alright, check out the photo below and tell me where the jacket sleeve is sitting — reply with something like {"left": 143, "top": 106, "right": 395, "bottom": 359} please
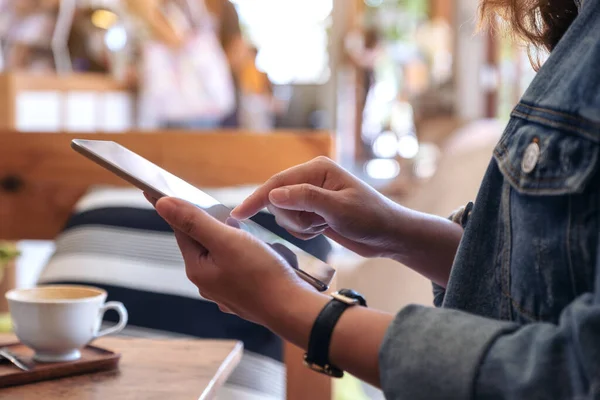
{"left": 380, "top": 235, "right": 600, "bottom": 399}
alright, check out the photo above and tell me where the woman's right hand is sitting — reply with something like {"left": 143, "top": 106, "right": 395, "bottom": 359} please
{"left": 231, "top": 157, "right": 405, "bottom": 259}
{"left": 233, "top": 157, "right": 464, "bottom": 287}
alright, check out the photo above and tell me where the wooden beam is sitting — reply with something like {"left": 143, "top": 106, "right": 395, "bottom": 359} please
{"left": 1, "top": 72, "right": 128, "bottom": 93}
{"left": 0, "top": 75, "right": 15, "bottom": 131}
{"left": 0, "top": 131, "right": 333, "bottom": 240}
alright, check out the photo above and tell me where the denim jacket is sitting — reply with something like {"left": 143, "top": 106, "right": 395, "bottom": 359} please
{"left": 379, "top": 2, "right": 600, "bottom": 399}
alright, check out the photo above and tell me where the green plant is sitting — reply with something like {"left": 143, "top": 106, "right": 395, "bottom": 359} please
{"left": 0, "top": 242, "right": 19, "bottom": 266}
{"left": 0, "top": 242, "right": 19, "bottom": 282}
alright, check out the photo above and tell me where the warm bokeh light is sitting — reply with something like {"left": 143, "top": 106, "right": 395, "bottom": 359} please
{"left": 372, "top": 131, "right": 398, "bottom": 159}
{"left": 397, "top": 134, "right": 419, "bottom": 159}
{"left": 91, "top": 9, "right": 118, "bottom": 30}
{"left": 365, "top": 158, "right": 400, "bottom": 180}
{"left": 105, "top": 24, "right": 127, "bottom": 52}
{"left": 390, "top": 102, "right": 415, "bottom": 136}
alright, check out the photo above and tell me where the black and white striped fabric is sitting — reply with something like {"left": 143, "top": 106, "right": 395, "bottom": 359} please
{"left": 38, "top": 186, "right": 332, "bottom": 399}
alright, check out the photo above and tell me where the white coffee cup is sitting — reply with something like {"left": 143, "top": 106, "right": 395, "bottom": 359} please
{"left": 6, "top": 285, "right": 128, "bottom": 363}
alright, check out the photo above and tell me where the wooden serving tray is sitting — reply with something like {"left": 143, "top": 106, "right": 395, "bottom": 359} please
{"left": 0, "top": 342, "right": 120, "bottom": 388}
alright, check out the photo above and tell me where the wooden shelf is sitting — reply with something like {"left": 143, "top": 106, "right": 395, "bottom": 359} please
{"left": 0, "top": 73, "right": 134, "bottom": 132}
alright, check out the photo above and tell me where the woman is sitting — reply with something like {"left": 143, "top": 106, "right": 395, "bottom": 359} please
{"left": 124, "top": 0, "right": 235, "bottom": 129}
{"left": 238, "top": 46, "right": 277, "bottom": 132}
{"left": 205, "top": 0, "right": 245, "bottom": 128}
{"left": 345, "top": 26, "right": 383, "bottom": 115}
{"left": 148, "top": 0, "right": 599, "bottom": 398}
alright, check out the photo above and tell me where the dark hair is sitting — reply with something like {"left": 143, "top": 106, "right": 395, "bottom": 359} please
{"left": 480, "top": 0, "right": 579, "bottom": 63}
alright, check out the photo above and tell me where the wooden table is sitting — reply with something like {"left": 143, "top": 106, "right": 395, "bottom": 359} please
{"left": 0, "top": 334, "right": 243, "bottom": 400}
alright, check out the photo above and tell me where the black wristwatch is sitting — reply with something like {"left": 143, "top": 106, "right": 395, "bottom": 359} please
{"left": 304, "top": 289, "right": 367, "bottom": 378}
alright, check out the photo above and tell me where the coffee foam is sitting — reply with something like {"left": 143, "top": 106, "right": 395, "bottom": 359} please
{"left": 6, "top": 285, "right": 105, "bottom": 303}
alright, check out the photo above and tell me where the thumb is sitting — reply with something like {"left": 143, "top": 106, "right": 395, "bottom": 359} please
{"left": 156, "top": 197, "right": 233, "bottom": 251}
{"left": 269, "top": 184, "right": 337, "bottom": 216}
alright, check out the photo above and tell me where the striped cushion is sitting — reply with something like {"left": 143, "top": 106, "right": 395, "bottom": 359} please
{"left": 38, "top": 186, "right": 332, "bottom": 399}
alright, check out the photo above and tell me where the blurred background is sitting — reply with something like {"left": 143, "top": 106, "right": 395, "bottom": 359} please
{"left": 0, "top": 1, "right": 540, "bottom": 399}
{"left": 0, "top": 0, "right": 537, "bottom": 194}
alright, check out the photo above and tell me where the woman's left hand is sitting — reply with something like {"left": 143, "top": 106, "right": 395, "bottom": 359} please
{"left": 152, "top": 196, "right": 313, "bottom": 325}
{"left": 151, "top": 196, "right": 391, "bottom": 389}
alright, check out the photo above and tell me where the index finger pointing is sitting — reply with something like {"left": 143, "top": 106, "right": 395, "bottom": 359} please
{"left": 231, "top": 158, "right": 329, "bottom": 220}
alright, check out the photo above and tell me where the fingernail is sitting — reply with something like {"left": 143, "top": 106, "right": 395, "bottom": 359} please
{"left": 225, "top": 217, "right": 241, "bottom": 229}
{"left": 269, "top": 188, "right": 290, "bottom": 204}
{"left": 230, "top": 206, "right": 242, "bottom": 217}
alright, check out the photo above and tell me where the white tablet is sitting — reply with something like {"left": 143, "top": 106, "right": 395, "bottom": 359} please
{"left": 71, "top": 139, "right": 336, "bottom": 292}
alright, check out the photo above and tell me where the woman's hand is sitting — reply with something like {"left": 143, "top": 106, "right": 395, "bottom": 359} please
{"left": 153, "top": 196, "right": 314, "bottom": 325}
{"left": 231, "top": 157, "right": 405, "bottom": 259}
{"left": 232, "top": 157, "right": 464, "bottom": 288}
{"left": 152, "top": 195, "right": 393, "bottom": 389}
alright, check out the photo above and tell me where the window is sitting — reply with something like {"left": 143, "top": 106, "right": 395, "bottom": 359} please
{"left": 231, "top": 0, "right": 332, "bottom": 85}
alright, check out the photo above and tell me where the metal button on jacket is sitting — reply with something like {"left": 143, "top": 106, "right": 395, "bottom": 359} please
{"left": 522, "top": 142, "right": 540, "bottom": 173}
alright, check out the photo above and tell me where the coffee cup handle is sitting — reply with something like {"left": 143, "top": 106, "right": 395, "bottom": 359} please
{"left": 95, "top": 301, "right": 129, "bottom": 339}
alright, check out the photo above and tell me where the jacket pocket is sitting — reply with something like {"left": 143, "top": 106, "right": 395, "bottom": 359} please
{"left": 493, "top": 108, "right": 600, "bottom": 323}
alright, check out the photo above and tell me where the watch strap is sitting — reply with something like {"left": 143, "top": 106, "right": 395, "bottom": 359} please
{"left": 304, "top": 298, "right": 349, "bottom": 378}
